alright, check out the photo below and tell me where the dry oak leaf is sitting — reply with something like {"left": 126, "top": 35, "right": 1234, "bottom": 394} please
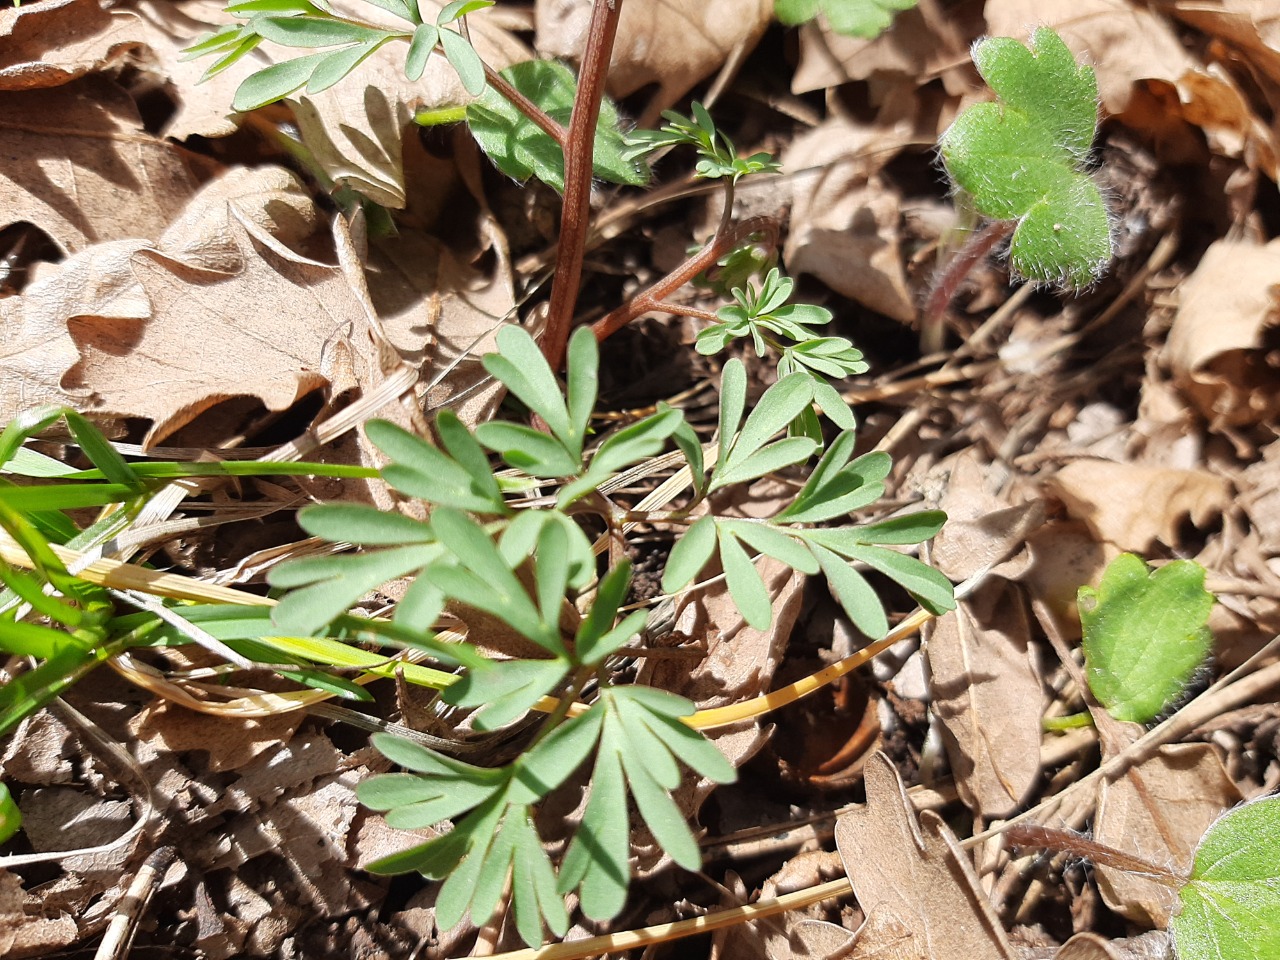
{"left": 0, "top": 77, "right": 197, "bottom": 253}
{"left": 834, "top": 752, "right": 1015, "bottom": 960}
{"left": 927, "top": 579, "right": 1045, "bottom": 819}
{"left": 0, "top": 0, "right": 139, "bottom": 90}
{"left": 1169, "top": 0, "right": 1280, "bottom": 88}
{"left": 1165, "top": 238, "right": 1280, "bottom": 427}
{"left": 1045, "top": 459, "right": 1230, "bottom": 554}
{"left": 1094, "top": 742, "right": 1241, "bottom": 928}
{"left": 63, "top": 212, "right": 362, "bottom": 445}
{"left": 536, "top": 0, "right": 773, "bottom": 115}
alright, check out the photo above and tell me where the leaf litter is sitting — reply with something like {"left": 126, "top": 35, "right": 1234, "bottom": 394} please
{"left": 3, "top": 0, "right": 1280, "bottom": 958}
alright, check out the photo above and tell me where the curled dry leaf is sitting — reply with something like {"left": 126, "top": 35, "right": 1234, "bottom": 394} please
{"left": 1056, "top": 931, "right": 1171, "bottom": 960}
{"left": 930, "top": 452, "right": 1045, "bottom": 583}
{"left": 1165, "top": 239, "right": 1280, "bottom": 427}
{"left": 834, "top": 752, "right": 1015, "bottom": 960}
{"left": 536, "top": 0, "right": 773, "bottom": 113}
{"left": 1045, "top": 459, "right": 1230, "bottom": 554}
{"left": 927, "top": 579, "right": 1044, "bottom": 818}
{"left": 0, "top": 0, "right": 138, "bottom": 91}
{"left": 1169, "top": 0, "right": 1280, "bottom": 88}
{"left": 0, "top": 77, "right": 197, "bottom": 253}
{"left": 1094, "top": 743, "right": 1241, "bottom": 928}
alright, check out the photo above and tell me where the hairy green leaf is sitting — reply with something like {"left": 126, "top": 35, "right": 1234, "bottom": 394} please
{"left": 774, "top": 0, "right": 917, "bottom": 39}
{"left": 1080, "top": 553, "right": 1214, "bottom": 723}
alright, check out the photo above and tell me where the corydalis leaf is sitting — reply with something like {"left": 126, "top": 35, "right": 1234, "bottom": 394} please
{"left": 939, "top": 28, "right": 1112, "bottom": 287}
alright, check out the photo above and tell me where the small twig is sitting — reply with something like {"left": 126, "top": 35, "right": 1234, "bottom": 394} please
{"left": 542, "top": 0, "right": 625, "bottom": 370}
{"left": 95, "top": 847, "right": 179, "bottom": 960}
{"left": 591, "top": 216, "right": 777, "bottom": 342}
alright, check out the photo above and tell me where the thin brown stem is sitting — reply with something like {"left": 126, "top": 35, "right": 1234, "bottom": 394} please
{"left": 541, "top": 0, "right": 624, "bottom": 371}
{"left": 481, "top": 60, "right": 567, "bottom": 148}
{"left": 1003, "top": 823, "right": 1187, "bottom": 887}
{"left": 591, "top": 216, "right": 778, "bottom": 343}
{"left": 921, "top": 219, "right": 1015, "bottom": 351}
{"left": 651, "top": 302, "right": 719, "bottom": 322}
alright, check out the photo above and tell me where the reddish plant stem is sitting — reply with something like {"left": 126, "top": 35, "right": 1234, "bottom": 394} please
{"left": 1003, "top": 823, "right": 1186, "bottom": 886}
{"left": 480, "top": 61, "right": 567, "bottom": 148}
{"left": 591, "top": 216, "right": 778, "bottom": 343}
{"left": 541, "top": 0, "right": 624, "bottom": 371}
{"left": 921, "top": 219, "right": 1015, "bottom": 347}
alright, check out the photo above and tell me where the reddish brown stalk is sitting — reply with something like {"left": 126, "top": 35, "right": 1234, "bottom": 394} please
{"left": 480, "top": 60, "right": 567, "bottom": 148}
{"left": 1004, "top": 823, "right": 1186, "bottom": 887}
{"left": 541, "top": 0, "right": 624, "bottom": 371}
{"left": 921, "top": 219, "right": 1015, "bottom": 349}
{"left": 591, "top": 216, "right": 778, "bottom": 342}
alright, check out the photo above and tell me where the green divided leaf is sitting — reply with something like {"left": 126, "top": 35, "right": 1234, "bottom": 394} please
{"left": 939, "top": 28, "right": 1111, "bottom": 287}
{"left": 1171, "top": 795, "right": 1280, "bottom": 959}
{"left": 1079, "top": 553, "right": 1215, "bottom": 724}
{"left": 465, "top": 59, "right": 649, "bottom": 192}
{"left": 774, "top": 0, "right": 918, "bottom": 39}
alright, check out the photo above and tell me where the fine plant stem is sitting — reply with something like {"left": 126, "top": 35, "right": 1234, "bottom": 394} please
{"left": 1003, "top": 823, "right": 1187, "bottom": 886}
{"left": 542, "top": 0, "right": 625, "bottom": 370}
{"left": 651, "top": 302, "right": 719, "bottom": 323}
{"left": 481, "top": 60, "right": 567, "bottom": 147}
{"left": 591, "top": 216, "right": 778, "bottom": 342}
{"left": 921, "top": 219, "right": 1015, "bottom": 352}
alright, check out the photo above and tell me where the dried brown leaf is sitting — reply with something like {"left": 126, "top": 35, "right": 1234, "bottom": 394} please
{"left": 1045, "top": 459, "right": 1230, "bottom": 553}
{"left": 930, "top": 453, "right": 1044, "bottom": 582}
{"left": 0, "top": 77, "right": 197, "bottom": 252}
{"left": 1094, "top": 743, "right": 1241, "bottom": 927}
{"left": 834, "top": 752, "right": 1015, "bottom": 960}
{"left": 127, "top": 701, "right": 303, "bottom": 773}
{"left": 713, "top": 853, "right": 854, "bottom": 960}
{"left": 1165, "top": 239, "right": 1280, "bottom": 427}
{"left": 1170, "top": 0, "right": 1280, "bottom": 88}
{"left": 0, "top": 0, "right": 138, "bottom": 91}
{"left": 536, "top": 0, "right": 773, "bottom": 109}
{"left": 927, "top": 580, "right": 1044, "bottom": 818}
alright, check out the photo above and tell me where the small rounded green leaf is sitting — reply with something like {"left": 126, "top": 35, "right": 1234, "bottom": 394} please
{"left": 232, "top": 52, "right": 329, "bottom": 111}
{"left": 662, "top": 515, "right": 717, "bottom": 593}
{"left": 404, "top": 22, "right": 439, "bottom": 81}
{"left": 1080, "top": 553, "right": 1215, "bottom": 724}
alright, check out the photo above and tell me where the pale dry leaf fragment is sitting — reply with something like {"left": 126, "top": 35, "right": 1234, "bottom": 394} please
{"left": 0, "top": 870, "right": 22, "bottom": 955}
{"left": 789, "top": 3, "right": 979, "bottom": 98}
{"left": 536, "top": 0, "right": 773, "bottom": 111}
{"left": 16, "top": 787, "right": 132, "bottom": 853}
{"left": 0, "top": 0, "right": 139, "bottom": 90}
{"left": 926, "top": 579, "right": 1044, "bottom": 818}
{"left": 1045, "top": 460, "right": 1230, "bottom": 554}
{"left": 1165, "top": 238, "right": 1280, "bottom": 427}
{"left": 834, "top": 752, "right": 1015, "bottom": 960}
{"left": 127, "top": 701, "right": 304, "bottom": 773}
{"left": 0, "top": 77, "right": 196, "bottom": 253}
{"left": 292, "top": 0, "right": 527, "bottom": 208}
{"left": 1169, "top": 0, "right": 1280, "bottom": 88}
{"left": 1239, "top": 439, "right": 1280, "bottom": 555}
{"left": 930, "top": 452, "right": 1045, "bottom": 582}
{"left": 1056, "top": 931, "right": 1171, "bottom": 959}
{"left": 1094, "top": 742, "right": 1241, "bottom": 928}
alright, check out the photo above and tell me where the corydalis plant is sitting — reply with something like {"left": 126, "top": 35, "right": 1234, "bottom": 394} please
{"left": 939, "top": 28, "right": 1114, "bottom": 287}
{"left": 262, "top": 324, "right": 952, "bottom": 945}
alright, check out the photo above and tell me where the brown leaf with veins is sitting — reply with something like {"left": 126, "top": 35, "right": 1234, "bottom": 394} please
{"left": 63, "top": 213, "right": 357, "bottom": 444}
{"left": 0, "top": 77, "right": 197, "bottom": 252}
{"left": 927, "top": 579, "right": 1044, "bottom": 818}
{"left": 834, "top": 752, "right": 1015, "bottom": 960}
{"left": 0, "top": 0, "right": 138, "bottom": 91}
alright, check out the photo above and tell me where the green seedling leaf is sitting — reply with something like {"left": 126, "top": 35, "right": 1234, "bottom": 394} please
{"left": 483, "top": 325, "right": 575, "bottom": 449}
{"left": 307, "top": 37, "right": 389, "bottom": 94}
{"left": 0, "top": 782, "right": 20, "bottom": 844}
{"left": 438, "top": 0, "right": 495, "bottom": 24}
{"left": 776, "top": 434, "right": 889, "bottom": 523}
{"left": 939, "top": 28, "right": 1111, "bottom": 287}
{"left": 443, "top": 656, "right": 570, "bottom": 730}
{"left": 465, "top": 59, "right": 649, "bottom": 192}
{"left": 252, "top": 15, "right": 394, "bottom": 48}
{"left": 232, "top": 51, "right": 329, "bottom": 110}
{"left": 775, "top": 0, "right": 918, "bottom": 38}
{"left": 1171, "top": 795, "right": 1280, "bottom": 959}
{"left": 404, "top": 22, "right": 439, "bottom": 80}
{"left": 368, "top": 416, "right": 506, "bottom": 514}
{"left": 662, "top": 515, "right": 717, "bottom": 593}
{"left": 439, "top": 26, "right": 485, "bottom": 96}
{"left": 717, "top": 524, "right": 773, "bottom": 629}
{"left": 1079, "top": 553, "right": 1215, "bottom": 723}
{"left": 296, "top": 502, "right": 435, "bottom": 546}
